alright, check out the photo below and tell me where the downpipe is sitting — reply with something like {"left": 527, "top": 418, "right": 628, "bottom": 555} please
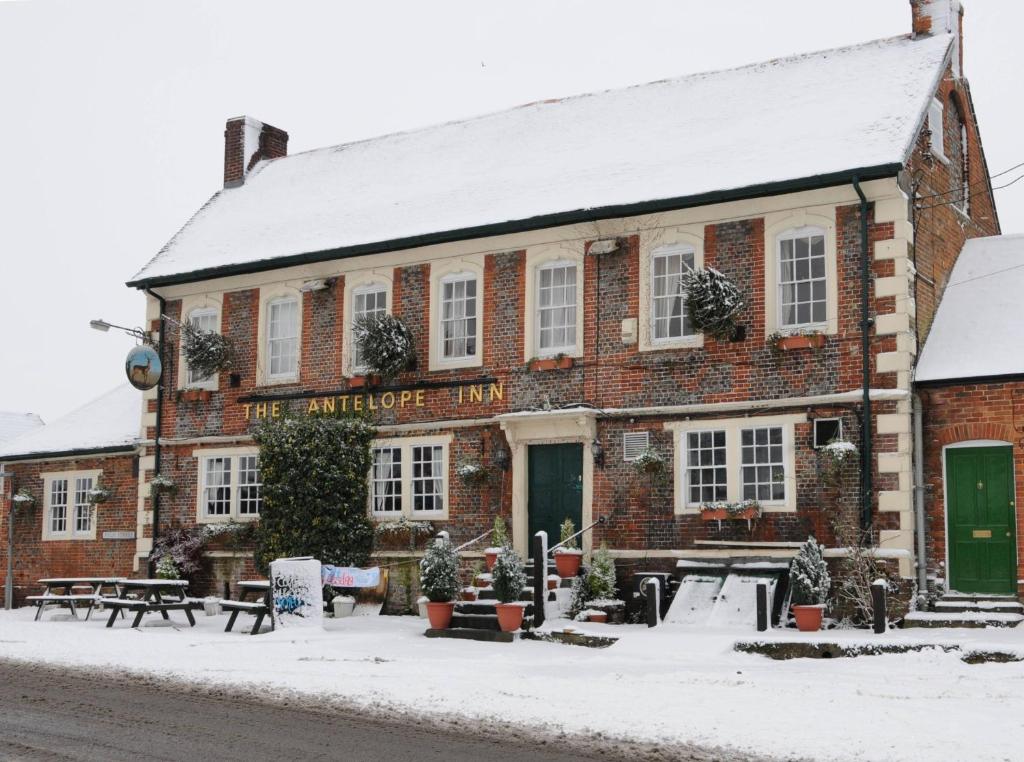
{"left": 144, "top": 287, "right": 167, "bottom": 575}
{"left": 852, "top": 178, "right": 873, "bottom": 531}
{"left": 912, "top": 394, "right": 929, "bottom": 594}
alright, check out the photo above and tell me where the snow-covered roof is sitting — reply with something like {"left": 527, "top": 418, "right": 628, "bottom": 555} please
{"left": 0, "top": 385, "right": 140, "bottom": 460}
{"left": 0, "top": 411, "right": 43, "bottom": 444}
{"left": 916, "top": 235, "right": 1024, "bottom": 383}
{"left": 130, "top": 33, "right": 953, "bottom": 286}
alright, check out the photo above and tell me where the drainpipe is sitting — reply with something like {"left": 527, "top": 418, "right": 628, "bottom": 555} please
{"left": 912, "top": 394, "right": 928, "bottom": 593}
{"left": 852, "top": 178, "right": 873, "bottom": 531}
{"left": 144, "top": 287, "right": 166, "bottom": 574}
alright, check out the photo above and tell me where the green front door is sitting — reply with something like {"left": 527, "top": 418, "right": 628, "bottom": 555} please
{"left": 528, "top": 443, "right": 583, "bottom": 556}
{"left": 946, "top": 446, "right": 1017, "bottom": 594}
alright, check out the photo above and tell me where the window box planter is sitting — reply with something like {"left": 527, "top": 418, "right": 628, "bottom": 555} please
{"left": 178, "top": 389, "right": 212, "bottom": 403}
{"left": 347, "top": 374, "right": 381, "bottom": 389}
{"left": 700, "top": 507, "right": 760, "bottom": 522}
{"left": 529, "top": 356, "right": 574, "bottom": 372}
{"left": 774, "top": 333, "right": 825, "bottom": 351}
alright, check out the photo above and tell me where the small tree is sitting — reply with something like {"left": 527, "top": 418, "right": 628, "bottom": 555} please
{"left": 491, "top": 515, "right": 509, "bottom": 548}
{"left": 680, "top": 266, "right": 745, "bottom": 340}
{"left": 492, "top": 546, "right": 526, "bottom": 604}
{"left": 790, "top": 537, "right": 831, "bottom": 606}
{"left": 419, "top": 538, "right": 460, "bottom": 603}
{"left": 253, "top": 414, "right": 376, "bottom": 572}
{"left": 568, "top": 568, "right": 593, "bottom": 620}
{"left": 588, "top": 542, "right": 617, "bottom": 601}
{"left": 180, "top": 320, "right": 233, "bottom": 379}
{"left": 558, "top": 518, "right": 577, "bottom": 551}
{"left": 353, "top": 313, "right": 416, "bottom": 381}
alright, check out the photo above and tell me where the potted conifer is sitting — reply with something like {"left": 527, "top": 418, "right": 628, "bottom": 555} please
{"left": 483, "top": 515, "right": 509, "bottom": 571}
{"left": 492, "top": 545, "right": 528, "bottom": 632}
{"left": 553, "top": 518, "right": 583, "bottom": 577}
{"left": 419, "top": 536, "right": 461, "bottom": 630}
{"left": 789, "top": 536, "right": 831, "bottom": 632}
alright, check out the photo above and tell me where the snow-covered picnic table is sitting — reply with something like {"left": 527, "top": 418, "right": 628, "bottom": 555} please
{"left": 101, "top": 579, "right": 196, "bottom": 629}
{"left": 27, "top": 577, "right": 125, "bottom": 621}
{"left": 222, "top": 580, "right": 271, "bottom": 635}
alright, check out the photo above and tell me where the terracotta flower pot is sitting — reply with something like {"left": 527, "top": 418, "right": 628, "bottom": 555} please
{"left": 459, "top": 588, "right": 478, "bottom": 602}
{"left": 792, "top": 604, "right": 824, "bottom": 632}
{"left": 547, "top": 578, "right": 558, "bottom": 591}
{"left": 484, "top": 550, "right": 498, "bottom": 571}
{"left": 426, "top": 601, "right": 455, "bottom": 630}
{"left": 529, "top": 356, "right": 574, "bottom": 372}
{"left": 495, "top": 603, "right": 525, "bottom": 632}
{"left": 554, "top": 551, "right": 583, "bottom": 578}
{"left": 775, "top": 334, "right": 825, "bottom": 351}
{"left": 474, "top": 576, "right": 490, "bottom": 588}
{"left": 588, "top": 612, "right": 608, "bottom": 623}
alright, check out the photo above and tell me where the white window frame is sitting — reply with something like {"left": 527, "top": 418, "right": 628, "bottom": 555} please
{"left": 666, "top": 414, "right": 804, "bottom": 515}
{"left": 638, "top": 227, "right": 704, "bottom": 352}
{"left": 183, "top": 307, "right": 221, "bottom": 390}
{"left": 764, "top": 209, "right": 838, "bottom": 338}
{"left": 650, "top": 244, "right": 698, "bottom": 345}
{"left": 266, "top": 296, "right": 300, "bottom": 381}
{"left": 41, "top": 469, "right": 100, "bottom": 541}
{"left": 256, "top": 286, "right": 302, "bottom": 385}
{"left": 176, "top": 295, "right": 223, "bottom": 391}
{"left": 343, "top": 271, "right": 393, "bottom": 376}
{"left": 429, "top": 258, "right": 485, "bottom": 371}
{"left": 523, "top": 246, "right": 584, "bottom": 361}
{"left": 928, "top": 98, "right": 948, "bottom": 164}
{"left": 368, "top": 435, "right": 451, "bottom": 520}
{"left": 776, "top": 225, "right": 829, "bottom": 331}
{"left": 193, "top": 447, "right": 262, "bottom": 523}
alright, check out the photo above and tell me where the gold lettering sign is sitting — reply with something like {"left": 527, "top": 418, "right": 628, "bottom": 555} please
{"left": 243, "top": 382, "right": 504, "bottom": 421}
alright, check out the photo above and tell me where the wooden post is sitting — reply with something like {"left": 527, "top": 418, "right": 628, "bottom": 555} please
{"left": 756, "top": 581, "right": 769, "bottom": 632}
{"left": 532, "top": 531, "right": 547, "bottom": 629}
{"left": 645, "top": 578, "right": 660, "bottom": 628}
{"left": 872, "top": 580, "right": 887, "bottom": 634}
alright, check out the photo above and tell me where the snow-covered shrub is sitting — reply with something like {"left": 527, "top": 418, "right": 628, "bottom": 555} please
{"left": 456, "top": 460, "right": 489, "bottom": 486}
{"left": 557, "top": 518, "right": 577, "bottom": 551}
{"left": 680, "top": 266, "right": 745, "bottom": 340}
{"left": 155, "top": 554, "right": 180, "bottom": 580}
{"left": 492, "top": 545, "right": 526, "bottom": 604}
{"left": 419, "top": 537, "right": 460, "bottom": 603}
{"left": 353, "top": 312, "right": 416, "bottom": 381}
{"left": 568, "top": 567, "right": 592, "bottom": 620}
{"left": 587, "top": 542, "right": 617, "bottom": 600}
{"left": 631, "top": 446, "right": 667, "bottom": 477}
{"left": 490, "top": 515, "right": 509, "bottom": 548}
{"left": 374, "top": 517, "right": 434, "bottom": 539}
{"left": 790, "top": 537, "right": 830, "bottom": 606}
{"left": 699, "top": 499, "right": 762, "bottom": 517}
{"left": 253, "top": 414, "right": 376, "bottom": 572}
{"left": 180, "top": 319, "right": 232, "bottom": 380}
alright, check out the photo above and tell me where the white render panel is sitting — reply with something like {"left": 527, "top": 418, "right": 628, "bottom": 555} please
{"left": 874, "top": 238, "right": 911, "bottom": 261}
{"left": 878, "top": 490, "right": 912, "bottom": 512}
{"left": 875, "top": 312, "right": 910, "bottom": 335}
{"left": 877, "top": 351, "right": 912, "bottom": 373}
{"left": 876, "top": 413, "right": 910, "bottom": 435}
{"left": 878, "top": 451, "right": 911, "bottom": 474}
{"left": 875, "top": 275, "right": 910, "bottom": 299}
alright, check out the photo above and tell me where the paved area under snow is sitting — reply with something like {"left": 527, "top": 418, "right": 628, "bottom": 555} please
{"left": 1, "top": 607, "right": 1022, "bottom": 762}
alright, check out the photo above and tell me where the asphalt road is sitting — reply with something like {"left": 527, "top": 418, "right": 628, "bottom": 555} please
{"left": 0, "top": 660, "right": 768, "bottom": 762}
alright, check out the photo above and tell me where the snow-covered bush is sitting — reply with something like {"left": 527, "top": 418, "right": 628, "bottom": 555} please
{"left": 155, "top": 554, "right": 180, "bottom": 580}
{"left": 631, "top": 446, "right": 667, "bottom": 477}
{"left": 490, "top": 515, "right": 509, "bottom": 548}
{"left": 353, "top": 312, "right": 416, "bottom": 381}
{"left": 680, "top": 266, "right": 745, "bottom": 340}
{"left": 180, "top": 319, "right": 232, "bottom": 380}
{"left": 790, "top": 537, "right": 830, "bottom": 606}
{"left": 419, "top": 537, "right": 460, "bottom": 603}
{"left": 253, "top": 414, "right": 376, "bottom": 572}
{"left": 492, "top": 545, "right": 526, "bottom": 604}
{"left": 587, "top": 542, "right": 617, "bottom": 600}
{"left": 699, "top": 499, "right": 762, "bottom": 517}
{"left": 568, "top": 567, "right": 592, "bottom": 620}
{"left": 456, "top": 460, "right": 489, "bottom": 486}
{"left": 557, "top": 518, "right": 577, "bottom": 551}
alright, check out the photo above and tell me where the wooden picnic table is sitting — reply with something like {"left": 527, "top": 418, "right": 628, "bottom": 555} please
{"left": 28, "top": 578, "right": 125, "bottom": 621}
{"left": 102, "top": 579, "right": 196, "bottom": 629}
{"left": 223, "top": 580, "right": 271, "bottom": 635}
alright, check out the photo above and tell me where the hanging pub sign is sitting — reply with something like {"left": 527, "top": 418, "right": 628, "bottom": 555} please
{"left": 125, "top": 345, "right": 162, "bottom": 390}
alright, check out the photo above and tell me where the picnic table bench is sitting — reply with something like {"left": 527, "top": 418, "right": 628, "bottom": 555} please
{"left": 223, "top": 580, "right": 271, "bottom": 635}
{"left": 29, "top": 578, "right": 125, "bottom": 621}
{"left": 102, "top": 579, "right": 195, "bottom": 629}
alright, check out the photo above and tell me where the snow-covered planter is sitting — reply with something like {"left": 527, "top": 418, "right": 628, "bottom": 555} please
{"left": 87, "top": 483, "right": 112, "bottom": 505}
{"left": 484, "top": 515, "right": 509, "bottom": 570}
{"left": 492, "top": 545, "right": 527, "bottom": 632}
{"left": 332, "top": 594, "right": 356, "bottom": 618}
{"left": 790, "top": 536, "right": 831, "bottom": 632}
{"left": 419, "top": 536, "right": 460, "bottom": 629}
{"left": 11, "top": 488, "right": 36, "bottom": 508}
{"left": 680, "top": 266, "right": 745, "bottom": 341}
{"left": 699, "top": 500, "right": 762, "bottom": 522}
{"left": 374, "top": 517, "right": 434, "bottom": 550}
{"left": 353, "top": 313, "right": 416, "bottom": 382}
{"left": 149, "top": 474, "right": 176, "bottom": 497}
{"left": 587, "top": 543, "right": 617, "bottom": 600}
{"left": 578, "top": 609, "right": 607, "bottom": 623}
{"left": 155, "top": 554, "right": 180, "bottom": 580}
{"left": 457, "top": 460, "right": 490, "bottom": 487}
{"left": 528, "top": 354, "right": 574, "bottom": 372}
{"left": 180, "top": 320, "right": 233, "bottom": 379}
{"left": 459, "top": 587, "right": 478, "bottom": 602}
{"left": 631, "top": 446, "right": 667, "bottom": 477}
{"left": 203, "top": 596, "right": 222, "bottom": 617}
{"left": 553, "top": 518, "right": 583, "bottom": 578}
{"left": 773, "top": 332, "right": 825, "bottom": 351}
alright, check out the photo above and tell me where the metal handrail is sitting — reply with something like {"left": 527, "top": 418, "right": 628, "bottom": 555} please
{"left": 546, "top": 515, "right": 607, "bottom": 556}
{"left": 452, "top": 528, "right": 494, "bottom": 553}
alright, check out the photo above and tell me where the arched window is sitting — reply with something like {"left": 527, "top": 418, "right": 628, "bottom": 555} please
{"left": 949, "top": 97, "right": 970, "bottom": 216}
{"left": 185, "top": 306, "right": 219, "bottom": 387}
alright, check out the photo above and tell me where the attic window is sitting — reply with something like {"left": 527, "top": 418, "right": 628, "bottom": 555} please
{"left": 927, "top": 98, "right": 946, "bottom": 163}
{"left": 623, "top": 431, "right": 650, "bottom": 461}
{"left": 813, "top": 418, "right": 842, "bottom": 449}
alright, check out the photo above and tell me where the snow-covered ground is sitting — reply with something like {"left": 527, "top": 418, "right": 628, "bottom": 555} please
{"left": 1, "top": 607, "right": 1022, "bottom": 762}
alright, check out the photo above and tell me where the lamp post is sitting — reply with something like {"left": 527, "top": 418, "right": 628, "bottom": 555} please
{"left": 1, "top": 466, "right": 14, "bottom": 610}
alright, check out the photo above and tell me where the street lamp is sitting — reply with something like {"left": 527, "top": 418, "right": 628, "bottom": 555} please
{"left": 90, "top": 318, "right": 154, "bottom": 345}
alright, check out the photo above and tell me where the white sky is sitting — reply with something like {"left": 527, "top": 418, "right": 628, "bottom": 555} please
{"left": 2, "top": 0, "right": 1021, "bottom": 422}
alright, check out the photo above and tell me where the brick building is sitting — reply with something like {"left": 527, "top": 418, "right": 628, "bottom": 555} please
{"left": 916, "top": 235, "right": 1024, "bottom": 597}
{"left": 0, "top": 386, "right": 142, "bottom": 606}
{"left": 4, "top": 1, "right": 996, "bottom": 602}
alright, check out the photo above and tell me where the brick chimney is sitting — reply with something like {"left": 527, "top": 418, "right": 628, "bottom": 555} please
{"left": 223, "top": 116, "right": 289, "bottom": 188}
{"left": 910, "top": 0, "right": 964, "bottom": 77}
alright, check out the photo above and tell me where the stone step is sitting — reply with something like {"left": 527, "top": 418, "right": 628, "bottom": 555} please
{"left": 425, "top": 627, "right": 517, "bottom": 643}
{"left": 938, "top": 593, "right": 1020, "bottom": 604}
{"left": 449, "top": 612, "right": 534, "bottom": 631}
{"left": 477, "top": 588, "right": 535, "bottom": 601}
{"left": 934, "top": 600, "right": 1023, "bottom": 614}
{"left": 902, "top": 611, "right": 1024, "bottom": 629}
{"left": 456, "top": 600, "right": 534, "bottom": 616}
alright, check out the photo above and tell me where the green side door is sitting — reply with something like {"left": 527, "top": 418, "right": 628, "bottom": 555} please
{"left": 527, "top": 443, "right": 583, "bottom": 556}
{"left": 946, "top": 446, "right": 1017, "bottom": 594}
